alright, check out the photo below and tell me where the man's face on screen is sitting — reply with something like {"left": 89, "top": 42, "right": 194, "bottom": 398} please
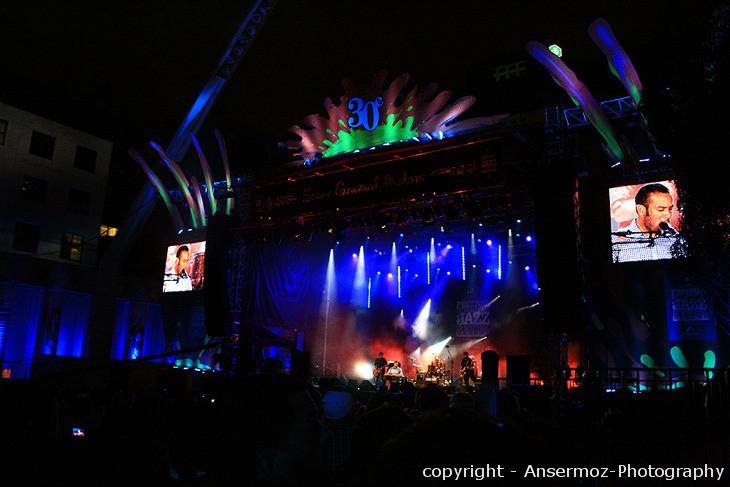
{"left": 175, "top": 250, "right": 189, "bottom": 275}
{"left": 637, "top": 192, "right": 673, "bottom": 233}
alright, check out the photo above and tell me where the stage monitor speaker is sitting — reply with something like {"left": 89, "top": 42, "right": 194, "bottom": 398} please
{"left": 204, "top": 213, "right": 236, "bottom": 336}
{"left": 289, "top": 349, "right": 310, "bottom": 381}
{"left": 533, "top": 168, "right": 584, "bottom": 333}
{"left": 358, "top": 380, "right": 373, "bottom": 392}
{"left": 506, "top": 355, "right": 531, "bottom": 385}
{"left": 481, "top": 350, "right": 499, "bottom": 385}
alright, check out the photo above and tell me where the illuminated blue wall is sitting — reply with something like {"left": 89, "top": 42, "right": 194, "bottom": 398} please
{"left": 0, "top": 282, "right": 92, "bottom": 379}
{"left": 111, "top": 300, "right": 166, "bottom": 361}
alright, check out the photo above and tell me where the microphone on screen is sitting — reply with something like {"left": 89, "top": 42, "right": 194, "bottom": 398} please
{"left": 659, "top": 222, "right": 677, "bottom": 236}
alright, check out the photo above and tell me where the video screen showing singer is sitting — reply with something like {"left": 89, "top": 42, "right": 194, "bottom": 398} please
{"left": 163, "top": 241, "right": 206, "bottom": 292}
{"left": 610, "top": 182, "right": 685, "bottom": 263}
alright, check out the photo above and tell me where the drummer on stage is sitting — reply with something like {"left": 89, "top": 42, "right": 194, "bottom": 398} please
{"left": 429, "top": 354, "right": 444, "bottom": 380}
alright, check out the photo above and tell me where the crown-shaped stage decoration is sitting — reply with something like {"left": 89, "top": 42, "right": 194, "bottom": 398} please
{"left": 281, "top": 69, "right": 508, "bottom": 165}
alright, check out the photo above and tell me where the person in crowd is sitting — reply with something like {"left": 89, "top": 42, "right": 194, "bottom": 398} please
{"left": 322, "top": 389, "right": 354, "bottom": 471}
{"left": 206, "top": 374, "right": 328, "bottom": 485}
{"left": 449, "top": 391, "right": 476, "bottom": 411}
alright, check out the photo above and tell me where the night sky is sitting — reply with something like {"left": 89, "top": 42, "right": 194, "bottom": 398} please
{"left": 0, "top": 0, "right": 715, "bottom": 273}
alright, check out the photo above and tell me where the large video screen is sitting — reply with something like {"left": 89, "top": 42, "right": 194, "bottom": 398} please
{"left": 610, "top": 180, "right": 684, "bottom": 263}
{"left": 163, "top": 241, "right": 206, "bottom": 292}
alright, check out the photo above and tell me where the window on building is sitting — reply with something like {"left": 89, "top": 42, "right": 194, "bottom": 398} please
{"left": 0, "top": 119, "right": 7, "bottom": 145}
{"left": 74, "top": 146, "right": 97, "bottom": 172}
{"left": 60, "top": 232, "right": 84, "bottom": 261}
{"left": 29, "top": 130, "right": 56, "bottom": 160}
{"left": 67, "top": 189, "right": 91, "bottom": 215}
{"left": 20, "top": 176, "right": 49, "bottom": 204}
{"left": 12, "top": 221, "right": 41, "bottom": 253}
{"left": 100, "top": 225, "right": 118, "bottom": 237}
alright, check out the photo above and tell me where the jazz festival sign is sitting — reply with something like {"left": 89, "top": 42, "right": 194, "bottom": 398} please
{"left": 456, "top": 300, "right": 491, "bottom": 338}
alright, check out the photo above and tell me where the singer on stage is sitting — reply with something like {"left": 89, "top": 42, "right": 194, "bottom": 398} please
{"left": 612, "top": 183, "right": 684, "bottom": 263}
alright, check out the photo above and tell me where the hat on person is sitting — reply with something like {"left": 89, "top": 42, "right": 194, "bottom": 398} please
{"left": 322, "top": 391, "right": 353, "bottom": 420}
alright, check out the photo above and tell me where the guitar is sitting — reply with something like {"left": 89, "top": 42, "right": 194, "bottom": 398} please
{"left": 373, "top": 366, "right": 385, "bottom": 378}
{"left": 460, "top": 361, "right": 475, "bottom": 378}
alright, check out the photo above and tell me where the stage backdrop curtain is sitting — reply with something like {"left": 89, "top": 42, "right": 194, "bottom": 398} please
{"left": 243, "top": 241, "right": 323, "bottom": 334}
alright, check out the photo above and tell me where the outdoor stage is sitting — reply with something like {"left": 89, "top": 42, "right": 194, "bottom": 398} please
{"left": 224, "top": 196, "right": 546, "bottom": 384}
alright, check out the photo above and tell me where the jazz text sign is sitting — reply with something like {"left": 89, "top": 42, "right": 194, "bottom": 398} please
{"left": 456, "top": 301, "right": 491, "bottom": 338}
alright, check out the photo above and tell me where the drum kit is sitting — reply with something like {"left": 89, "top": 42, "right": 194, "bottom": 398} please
{"left": 410, "top": 355, "right": 452, "bottom": 387}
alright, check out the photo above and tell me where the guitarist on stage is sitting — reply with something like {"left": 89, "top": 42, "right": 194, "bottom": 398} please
{"left": 460, "top": 351, "right": 477, "bottom": 393}
{"left": 373, "top": 352, "right": 387, "bottom": 390}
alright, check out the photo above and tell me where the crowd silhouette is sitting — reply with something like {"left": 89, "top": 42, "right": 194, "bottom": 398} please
{"left": 1, "top": 368, "right": 728, "bottom": 486}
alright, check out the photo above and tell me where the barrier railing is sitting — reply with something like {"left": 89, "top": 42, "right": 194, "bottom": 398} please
{"left": 545, "top": 367, "right": 728, "bottom": 398}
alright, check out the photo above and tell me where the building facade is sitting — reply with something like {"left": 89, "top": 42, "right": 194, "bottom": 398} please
{"left": 0, "top": 102, "right": 112, "bottom": 265}
{"left": 0, "top": 102, "right": 112, "bottom": 378}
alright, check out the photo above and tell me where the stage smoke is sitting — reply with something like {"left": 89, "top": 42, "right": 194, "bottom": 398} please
{"left": 412, "top": 299, "right": 431, "bottom": 339}
{"left": 423, "top": 336, "right": 452, "bottom": 358}
{"left": 321, "top": 249, "right": 337, "bottom": 373}
{"left": 352, "top": 245, "right": 366, "bottom": 306}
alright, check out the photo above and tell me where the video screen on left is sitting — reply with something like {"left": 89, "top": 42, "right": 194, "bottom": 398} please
{"left": 162, "top": 241, "right": 206, "bottom": 292}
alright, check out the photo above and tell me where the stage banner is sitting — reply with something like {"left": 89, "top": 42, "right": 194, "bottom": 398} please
{"left": 665, "top": 274, "right": 717, "bottom": 341}
{"left": 455, "top": 300, "right": 491, "bottom": 338}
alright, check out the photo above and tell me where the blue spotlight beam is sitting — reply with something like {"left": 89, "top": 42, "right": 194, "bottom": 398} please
{"left": 413, "top": 299, "right": 432, "bottom": 340}
{"left": 323, "top": 249, "right": 336, "bottom": 374}
{"left": 353, "top": 245, "right": 366, "bottom": 306}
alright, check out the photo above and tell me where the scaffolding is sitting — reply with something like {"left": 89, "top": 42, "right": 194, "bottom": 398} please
{"left": 227, "top": 238, "right": 248, "bottom": 369}
{"left": 544, "top": 105, "right": 565, "bottom": 161}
